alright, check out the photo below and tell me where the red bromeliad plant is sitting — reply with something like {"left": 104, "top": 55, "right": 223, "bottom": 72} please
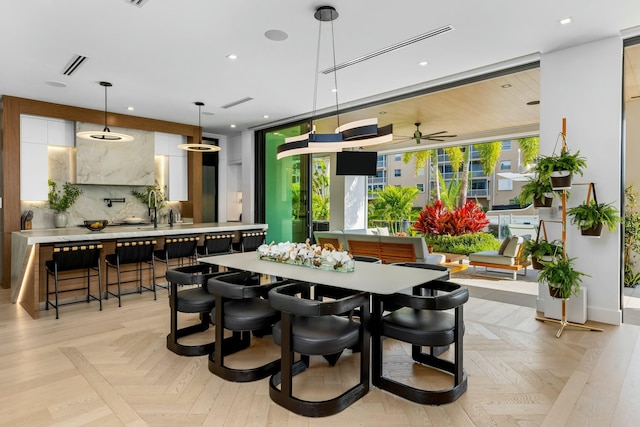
{"left": 413, "top": 200, "right": 490, "bottom": 236}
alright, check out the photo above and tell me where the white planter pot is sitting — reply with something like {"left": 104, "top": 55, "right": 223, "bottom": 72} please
{"left": 54, "top": 212, "right": 68, "bottom": 228}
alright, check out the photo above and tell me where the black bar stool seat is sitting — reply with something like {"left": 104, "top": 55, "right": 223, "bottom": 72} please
{"left": 45, "top": 241, "right": 103, "bottom": 319}
{"left": 105, "top": 237, "right": 157, "bottom": 306}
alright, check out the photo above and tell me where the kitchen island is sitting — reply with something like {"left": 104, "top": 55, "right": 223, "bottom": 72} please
{"left": 11, "top": 222, "right": 268, "bottom": 319}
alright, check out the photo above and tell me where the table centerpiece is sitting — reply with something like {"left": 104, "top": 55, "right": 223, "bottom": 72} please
{"left": 257, "top": 240, "right": 355, "bottom": 272}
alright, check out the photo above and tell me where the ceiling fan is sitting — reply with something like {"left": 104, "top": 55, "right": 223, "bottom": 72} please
{"left": 398, "top": 122, "right": 457, "bottom": 144}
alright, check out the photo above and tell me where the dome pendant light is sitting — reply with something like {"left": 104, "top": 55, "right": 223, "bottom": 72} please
{"left": 177, "top": 101, "right": 221, "bottom": 152}
{"left": 77, "top": 81, "right": 134, "bottom": 142}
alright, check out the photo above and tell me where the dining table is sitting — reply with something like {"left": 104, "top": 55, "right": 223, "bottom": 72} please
{"left": 197, "top": 252, "right": 449, "bottom": 294}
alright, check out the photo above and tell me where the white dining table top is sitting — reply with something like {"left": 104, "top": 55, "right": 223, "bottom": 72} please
{"left": 198, "top": 252, "right": 448, "bottom": 295}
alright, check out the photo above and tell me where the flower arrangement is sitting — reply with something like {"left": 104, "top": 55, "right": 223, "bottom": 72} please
{"left": 257, "top": 240, "right": 355, "bottom": 272}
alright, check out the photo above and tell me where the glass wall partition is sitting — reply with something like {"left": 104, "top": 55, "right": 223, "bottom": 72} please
{"left": 260, "top": 124, "right": 311, "bottom": 244}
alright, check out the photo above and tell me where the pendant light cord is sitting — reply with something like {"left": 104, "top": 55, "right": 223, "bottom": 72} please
{"left": 311, "top": 19, "right": 322, "bottom": 133}
{"left": 103, "top": 84, "right": 110, "bottom": 132}
{"left": 330, "top": 18, "right": 340, "bottom": 130}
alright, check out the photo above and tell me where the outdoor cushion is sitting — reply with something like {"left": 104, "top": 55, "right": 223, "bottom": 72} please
{"left": 497, "top": 238, "right": 510, "bottom": 255}
{"left": 468, "top": 250, "right": 516, "bottom": 266}
{"left": 502, "top": 236, "right": 522, "bottom": 258}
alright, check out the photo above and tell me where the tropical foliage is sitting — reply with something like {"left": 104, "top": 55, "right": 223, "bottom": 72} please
{"left": 312, "top": 158, "right": 330, "bottom": 220}
{"left": 423, "top": 232, "right": 500, "bottom": 255}
{"left": 368, "top": 185, "right": 420, "bottom": 234}
{"left": 624, "top": 185, "right": 640, "bottom": 287}
{"left": 517, "top": 136, "right": 540, "bottom": 166}
{"left": 537, "top": 149, "right": 587, "bottom": 177}
{"left": 413, "top": 199, "right": 489, "bottom": 236}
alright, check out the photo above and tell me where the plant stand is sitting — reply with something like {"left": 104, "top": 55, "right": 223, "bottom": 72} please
{"left": 534, "top": 118, "right": 603, "bottom": 338}
{"left": 536, "top": 298, "right": 603, "bottom": 338}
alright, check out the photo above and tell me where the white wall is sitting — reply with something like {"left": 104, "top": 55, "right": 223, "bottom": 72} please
{"left": 540, "top": 36, "right": 623, "bottom": 325}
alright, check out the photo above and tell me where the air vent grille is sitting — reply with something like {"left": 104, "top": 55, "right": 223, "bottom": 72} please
{"left": 61, "top": 55, "right": 88, "bottom": 76}
{"left": 321, "top": 25, "right": 454, "bottom": 74}
{"left": 124, "top": 0, "right": 150, "bottom": 7}
{"left": 221, "top": 97, "right": 254, "bottom": 109}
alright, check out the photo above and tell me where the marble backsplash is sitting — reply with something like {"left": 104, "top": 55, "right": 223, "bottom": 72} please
{"left": 75, "top": 123, "right": 155, "bottom": 186}
{"left": 21, "top": 186, "right": 182, "bottom": 230}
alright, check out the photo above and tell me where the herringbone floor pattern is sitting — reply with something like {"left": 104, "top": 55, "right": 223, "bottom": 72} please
{"left": 1, "top": 286, "right": 639, "bottom": 427}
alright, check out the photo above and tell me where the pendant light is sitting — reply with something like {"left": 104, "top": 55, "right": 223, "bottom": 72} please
{"left": 276, "top": 6, "right": 392, "bottom": 160}
{"left": 77, "top": 81, "right": 134, "bottom": 142}
{"left": 178, "top": 101, "right": 221, "bottom": 152}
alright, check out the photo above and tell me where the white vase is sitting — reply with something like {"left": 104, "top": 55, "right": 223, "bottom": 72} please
{"left": 54, "top": 212, "right": 68, "bottom": 228}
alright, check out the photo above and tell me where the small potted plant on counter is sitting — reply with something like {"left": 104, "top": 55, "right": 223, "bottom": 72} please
{"left": 567, "top": 199, "right": 620, "bottom": 237}
{"left": 47, "top": 179, "right": 82, "bottom": 228}
{"left": 538, "top": 256, "right": 589, "bottom": 299}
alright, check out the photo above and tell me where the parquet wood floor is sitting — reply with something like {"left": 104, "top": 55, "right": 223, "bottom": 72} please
{"left": 1, "top": 286, "right": 639, "bottom": 427}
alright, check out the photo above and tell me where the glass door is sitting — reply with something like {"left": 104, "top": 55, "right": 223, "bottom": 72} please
{"left": 263, "top": 124, "right": 311, "bottom": 244}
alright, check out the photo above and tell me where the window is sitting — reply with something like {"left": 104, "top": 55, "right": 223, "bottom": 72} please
{"left": 394, "top": 154, "right": 402, "bottom": 161}
{"left": 498, "top": 178, "right": 513, "bottom": 190}
{"left": 417, "top": 169, "right": 425, "bottom": 176}
{"left": 500, "top": 160, "right": 512, "bottom": 170}
{"left": 417, "top": 183, "right": 424, "bottom": 192}
{"left": 394, "top": 169, "right": 401, "bottom": 177}
{"left": 502, "top": 140, "right": 512, "bottom": 150}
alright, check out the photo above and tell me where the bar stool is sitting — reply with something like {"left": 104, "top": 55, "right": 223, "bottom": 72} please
{"left": 234, "top": 229, "right": 266, "bottom": 252}
{"left": 105, "top": 237, "right": 157, "bottom": 306}
{"left": 197, "top": 232, "right": 234, "bottom": 257}
{"left": 197, "top": 232, "right": 234, "bottom": 272}
{"left": 154, "top": 234, "right": 199, "bottom": 288}
{"left": 45, "top": 241, "right": 103, "bottom": 319}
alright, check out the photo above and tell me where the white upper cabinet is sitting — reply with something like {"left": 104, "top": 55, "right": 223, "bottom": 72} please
{"left": 20, "top": 115, "right": 75, "bottom": 201}
{"left": 155, "top": 132, "right": 188, "bottom": 201}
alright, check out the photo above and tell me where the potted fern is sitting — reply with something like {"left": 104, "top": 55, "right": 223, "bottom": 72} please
{"left": 567, "top": 199, "right": 620, "bottom": 237}
{"left": 47, "top": 179, "right": 82, "bottom": 228}
{"left": 536, "top": 150, "right": 587, "bottom": 190}
{"left": 538, "top": 256, "right": 589, "bottom": 299}
{"left": 522, "top": 238, "right": 563, "bottom": 269}
{"left": 519, "top": 175, "right": 554, "bottom": 208}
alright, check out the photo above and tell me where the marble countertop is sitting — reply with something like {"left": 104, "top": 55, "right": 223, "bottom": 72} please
{"left": 12, "top": 222, "right": 268, "bottom": 245}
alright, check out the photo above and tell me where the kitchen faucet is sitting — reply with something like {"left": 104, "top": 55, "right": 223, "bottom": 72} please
{"left": 148, "top": 190, "right": 158, "bottom": 228}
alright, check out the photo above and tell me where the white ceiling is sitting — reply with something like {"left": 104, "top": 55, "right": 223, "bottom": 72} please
{"left": 1, "top": 0, "right": 639, "bottom": 141}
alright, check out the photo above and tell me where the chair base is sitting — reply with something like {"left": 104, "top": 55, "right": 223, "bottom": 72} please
{"left": 166, "top": 317, "right": 214, "bottom": 357}
{"left": 208, "top": 331, "right": 279, "bottom": 382}
{"left": 269, "top": 356, "right": 369, "bottom": 417}
{"left": 374, "top": 346, "right": 467, "bottom": 405}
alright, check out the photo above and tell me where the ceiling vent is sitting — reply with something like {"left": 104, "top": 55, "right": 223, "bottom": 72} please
{"left": 321, "top": 25, "right": 454, "bottom": 74}
{"left": 61, "top": 54, "right": 88, "bottom": 76}
{"left": 124, "top": 0, "right": 150, "bottom": 7}
{"left": 221, "top": 97, "right": 254, "bottom": 109}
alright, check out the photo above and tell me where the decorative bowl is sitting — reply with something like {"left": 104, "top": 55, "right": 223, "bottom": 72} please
{"left": 84, "top": 220, "right": 108, "bottom": 231}
{"left": 123, "top": 217, "right": 143, "bottom": 224}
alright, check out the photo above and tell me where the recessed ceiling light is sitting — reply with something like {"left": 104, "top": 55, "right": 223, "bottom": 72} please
{"left": 264, "top": 29, "right": 288, "bottom": 41}
{"left": 127, "top": 106, "right": 134, "bottom": 111}
{"left": 331, "top": 88, "right": 338, "bottom": 93}
{"left": 45, "top": 81, "right": 67, "bottom": 88}
{"left": 559, "top": 17, "right": 572, "bottom": 25}
{"left": 263, "top": 115, "right": 269, "bottom": 119}
{"left": 230, "top": 124, "right": 236, "bottom": 128}
{"left": 418, "top": 61, "right": 428, "bottom": 66}
{"left": 379, "top": 111, "right": 387, "bottom": 115}
{"left": 226, "top": 54, "right": 238, "bottom": 60}
{"left": 501, "top": 84, "right": 512, "bottom": 89}
{"left": 527, "top": 100, "right": 540, "bottom": 105}
{"left": 202, "top": 111, "right": 215, "bottom": 116}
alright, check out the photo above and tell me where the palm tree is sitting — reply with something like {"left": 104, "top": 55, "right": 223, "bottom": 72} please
{"left": 368, "top": 185, "right": 420, "bottom": 234}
